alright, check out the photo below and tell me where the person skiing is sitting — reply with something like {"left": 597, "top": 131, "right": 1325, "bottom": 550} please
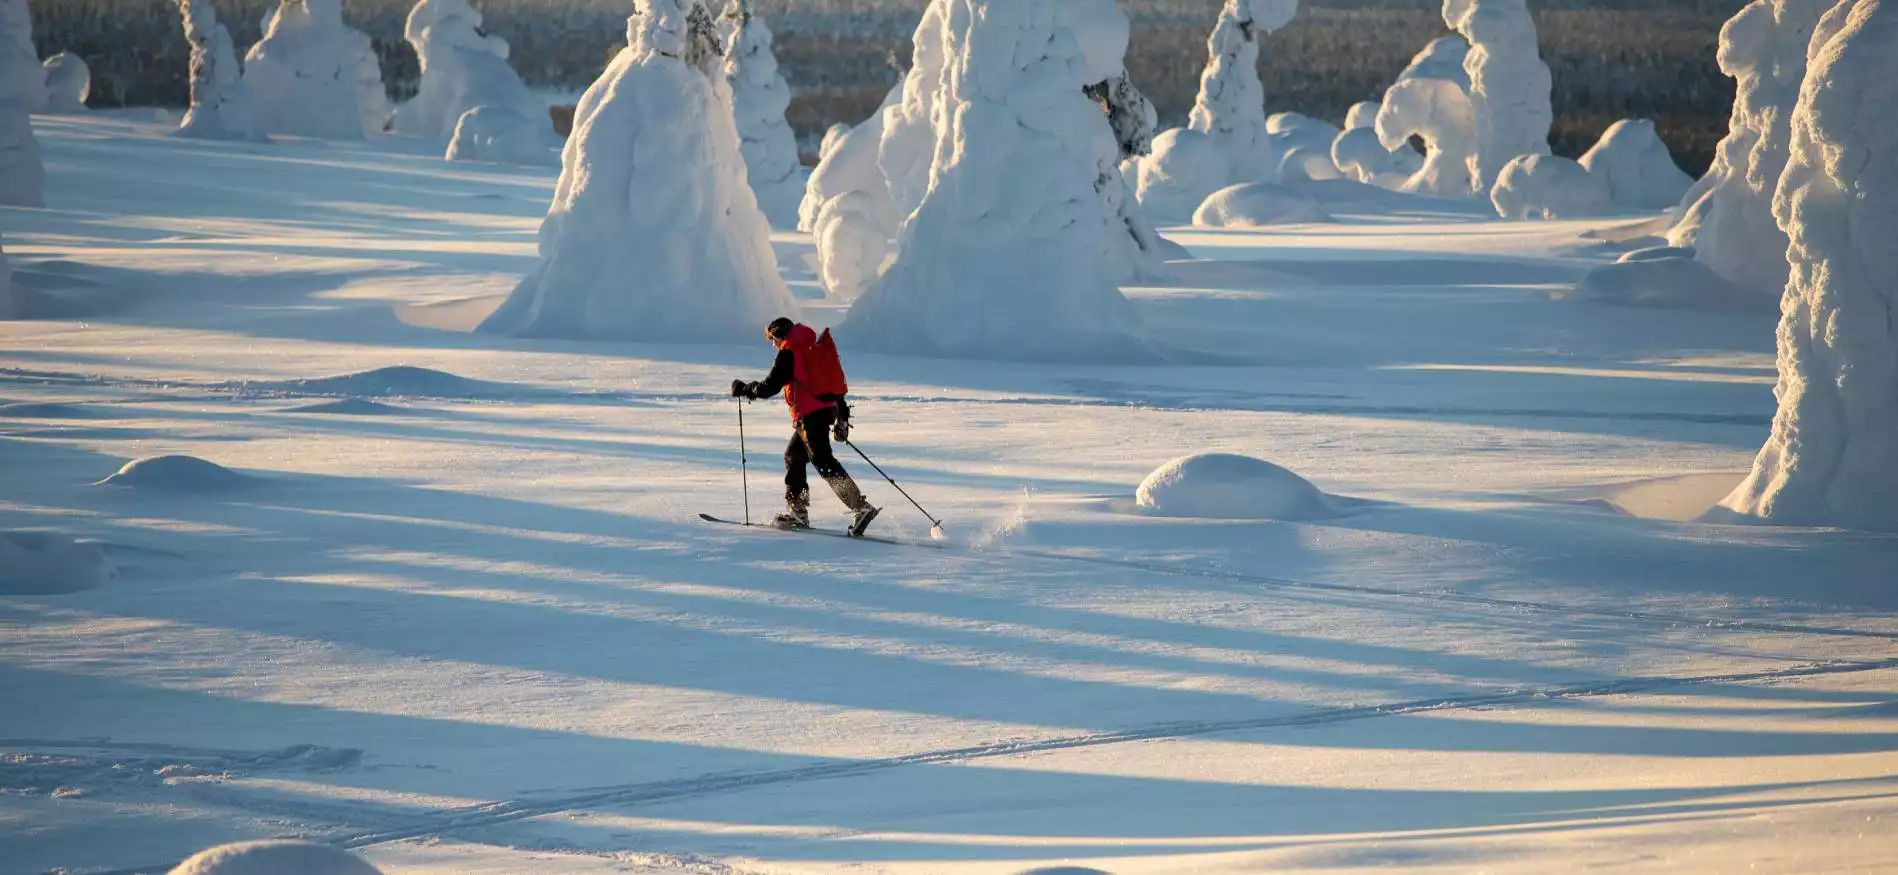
{"left": 731, "top": 317, "right": 880, "bottom": 535}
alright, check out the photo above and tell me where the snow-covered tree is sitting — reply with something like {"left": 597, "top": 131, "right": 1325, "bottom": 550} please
{"left": 843, "top": 0, "right": 1147, "bottom": 362}
{"left": 0, "top": 0, "right": 41, "bottom": 206}
{"left": 1718, "top": 0, "right": 1898, "bottom": 532}
{"left": 1087, "top": 71, "right": 1157, "bottom": 159}
{"left": 1400, "top": 34, "right": 1471, "bottom": 89}
{"left": 245, "top": 0, "right": 388, "bottom": 139}
{"left": 392, "top": 0, "right": 546, "bottom": 144}
{"left": 1671, "top": 0, "right": 1832, "bottom": 299}
{"left": 478, "top": 0, "right": 794, "bottom": 342}
{"left": 177, "top": 0, "right": 263, "bottom": 141}
{"left": 41, "top": 53, "right": 88, "bottom": 114}
{"left": 877, "top": 0, "right": 950, "bottom": 221}
{"left": 802, "top": 86, "right": 900, "bottom": 299}
{"left": 723, "top": 0, "right": 802, "bottom": 227}
{"left": 1187, "top": 0, "right": 1293, "bottom": 184}
{"left": 1131, "top": 127, "right": 1232, "bottom": 223}
{"left": 1375, "top": 74, "right": 1476, "bottom": 197}
{"left": 1445, "top": 0, "right": 1552, "bottom": 190}
{"left": 1490, "top": 153, "right": 1611, "bottom": 219}
{"left": 446, "top": 106, "right": 554, "bottom": 165}
{"left": 1331, "top": 99, "right": 1422, "bottom": 187}
{"left": 1578, "top": 119, "right": 1692, "bottom": 211}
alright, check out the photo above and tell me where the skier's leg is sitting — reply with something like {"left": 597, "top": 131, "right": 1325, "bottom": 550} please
{"left": 804, "top": 409, "right": 868, "bottom": 511}
{"left": 781, "top": 427, "right": 811, "bottom": 523}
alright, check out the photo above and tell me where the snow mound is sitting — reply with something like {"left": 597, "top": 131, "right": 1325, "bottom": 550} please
{"left": 41, "top": 52, "right": 88, "bottom": 113}
{"left": 1278, "top": 147, "right": 1341, "bottom": 182}
{"left": 268, "top": 365, "right": 518, "bottom": 399}
{"left": 1490, "top": 154, "right": 1612, "bottom": 219}
{"left": 1133, "top": 128, "right": 1232, "bottom": 223}
{"left": 169, "top": 841, "right": 382, "bottom": 875}
{"left": 0, "top": 531, "right": 116, "bottom": 595}
{"left": 1194, "top": 182, "right": 1331, "bottom": 227}
{"left": 1136, "top": 453, "right": 1340, "bottom": 521}
{"left": 1266, "top": 112, "right": 1342, "bottom": 161}
{"left": 1568, "top": 252, "right": 1755, "bottom": 310}
{"left": 1578, "top": 119, "right": 1692, "bottom": 211}
{"left": 445, "top": 106, "right": 555, "bottom": 166}
{"left": 280, "top": 398, "right": 403, "bottom": 415}
{"left": 96, "top": 456, "right": 252, "bottom": 492}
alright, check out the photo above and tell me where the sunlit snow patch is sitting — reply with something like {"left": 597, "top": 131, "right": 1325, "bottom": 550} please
{"left": 168, "top": 840, "right": 382, "bottom": 875}
{"left": 95, "top": 455, "right": 252, "bottom": 493}
{"left": 1135, "top": 453, "right": 1342, "bottom": 521}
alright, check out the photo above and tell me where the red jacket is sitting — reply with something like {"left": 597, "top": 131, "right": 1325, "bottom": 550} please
{"left": 751, "top": 324, "right": 837, "bottom": 421}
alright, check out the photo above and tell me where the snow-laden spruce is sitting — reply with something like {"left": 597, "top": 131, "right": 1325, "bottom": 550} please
{"left": 478, "top": 0, "right": 794, "bottom": 342}
{"left": 1490, "top": 153, "right": 1612, "bottom": 219}
{"left": 1445, "top": 0, "right": 1551, "bottom": 190}
{"left": 177, "top": 0, "right": 263, "bottom": 141}
{"left": 803, "top": 86, "right": 901, "bottom": 299}
{"left": 723, "top": 0, "right": 802, "bottom": 228}
{"left": 245, "top": 0, "right": 388, "bottom": 139}
{"left": 1671, "top": 0, "right": 1832, "bottom": 299}
{"left": 1718, "top": 0, "right": 1898, "bottom": 533}
{"left": 843, "top": 0, "right": 1147, "bottom": 362}
{"left": 878, "top": 0, "right": 950, "bottom": 221}
{"left": 1578, "top": 119, "right": 1692, "bottom": 211}
{"left": 1375, "top": 73, "right": 1476, "bottom": 197}
{"left": 0, "top": 0, "right": 41, "bottom": 206}
{"left": 41, "top": 53, "right": 88, "bottom": 114}
{"left": 392, "top": 0, "right": 547, "bottom": 145}
{"left": 1074, "top": 0, "right": 1171, "bottom": 282}
{"left": 1187, "top": 0, "right": 1295, "bottom": 185}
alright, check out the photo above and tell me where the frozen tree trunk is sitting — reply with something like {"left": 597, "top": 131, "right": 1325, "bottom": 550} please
{"left": 177, "top": 0, "right": 264, "bottom": 141}
{"left": 723, "top": 0, "right": 802, "bottom": 227}
{"left": 1445, "top": 0, "right": 1551, "bottom": 191}
{"left": 1673, "top": 0, "right": 1833, "bottom": 300}
{"left": 1717, "top": 0, "right": 1898, "bottom": 532}
{"left": 393, "top": 0, "right": 546, "bottom": 143}
{"left": 478, "top": 0, "right": 794, "bottom": 342}
{"left": 0, "top": 0, "right": 41, "bottom": 206}
{"left": 244, "top": 0, "right": 384, "bottom": 139}
{"left": 842, "top": 0, "right": 1148, "bottom": 362}
{"left": 1187, "top": 0, "right": 1274, "bottom": 183}
{"left": 1087, "top": 71, "right": 1156, "bottom": 160}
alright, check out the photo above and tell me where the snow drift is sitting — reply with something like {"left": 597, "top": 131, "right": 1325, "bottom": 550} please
{"left": 96, "top": 455, "right": 252, "bottom": 492}
{"left": 244, "top": 0, "right": 388, "bottom": 139}
{"left": 0, "top": 531, "right": 117, "bottom": 595}
{"left": 842, "top": 0, "right": 1148, "bottom": 362}
{"left": 1136, "top": 453, "right": 1340, "bottom": 521}
{"left": 478, "top": 0, "right": 796, "bottom": 343}
{"left": 1569, "top": 248, "right": 1753, "bottom": 310}
{"left": 1445, "top": 0, "right": 1553, "bottom": 190}
{"left": 177, "top": 0, "right": 263, "bottom": 141}
{"left": 1717, "top": 0, "right": 1898, "bottom": 533}
{"left": 1194, "top": 182, "right": 1331, "bottom": 227}
{"left": 41, "top": 52, "right": 88, "bottom": 113}
{"left": 168, "top": 841, "right": 382, "bottom": 875}
{"left": 392, "top": 0, "right": 548, "bottom": 146}
{"left": 0, "top": 0, "right": 42, "bottom": 207}
{"left": 1578, "top": 119, "right": 1692, "bottom": 211}
{"left": 1490, "top": 154, "right": 1612, "bottom": 219}
{"left": 724, "top": 0, "right": 803, "bottom": 227}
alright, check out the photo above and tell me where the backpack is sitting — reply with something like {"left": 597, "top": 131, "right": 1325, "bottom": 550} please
{"left": 803, "top": 328, "right": 849, "bottom": 402}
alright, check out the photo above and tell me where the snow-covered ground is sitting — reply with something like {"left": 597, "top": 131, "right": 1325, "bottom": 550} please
{"left": 3, "top": 114, "right": 1896, "bottom": 874}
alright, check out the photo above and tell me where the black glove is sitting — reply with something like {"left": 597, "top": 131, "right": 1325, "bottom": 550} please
{"left": 832, "top": 417, "right": 850, "bottom": 442}
{"left": 730, "top": 379, "right": 749, "bottom": 399}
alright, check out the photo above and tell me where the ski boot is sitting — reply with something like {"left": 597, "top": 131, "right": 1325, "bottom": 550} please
{"left": 848, "top": 505, "right": 881, "bottom": 538}
{"left": 774, "top": 491, "right": 811, "bottom": 530}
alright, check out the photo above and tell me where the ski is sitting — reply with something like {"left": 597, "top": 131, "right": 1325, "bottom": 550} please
{"left": 698, "top": 513, "right": 944, "bottom": 549}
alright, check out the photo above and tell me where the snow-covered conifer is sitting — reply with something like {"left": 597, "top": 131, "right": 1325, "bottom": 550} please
{"left": 877, "top": 0, "right": 950, "bottom": 221}
{"left": 1489, "top": 153, "right": 1612, "bottom": 219}
{"left": 1444, "top": 0, "right": 1551, "bottom": 190}
{"left": 0, "top": 0, "right": 41, "bottom": 206}
{"left": 843, "top": 0, "right": 1147, "bottom": 361}
{"left": 1187, "top": 0, "right": 1279, "bottom": 183}
{"left": 723, "top": 0, "right": 802, "bottom": 227}
{"left": 478, "top": 0, "right": 794, "bottom": 342}
{"left": 41, "top": 53, "right": 88, "bottom": 114}
{"left": 1331, "top": 99, "right": 1421, "bottom": 186}
{"left": 446, "top": 106, "right": 554, "bottom": 165}
{"left": 0, "top": 0, "right": 41, "bottom": 114}
{"left": 177, "top": 0, "right": 263, "bottom": 141}
{"left": 1718, "top": 0, "right": 1898, "bottom": 531}
{"left": 393, "top": 0, "right": 546, "bottom": 144}
{"left": 1375, "top": 74, "right": 1476, "bottom": 197}
{"left": 1578, "top": 119, "right": 1692, "bottom": 211}
{"left": 245, "top": 0, "right": 385, "bottom": 139}
{"left": 802, "top": 88, "right": 901, "bottom": 298}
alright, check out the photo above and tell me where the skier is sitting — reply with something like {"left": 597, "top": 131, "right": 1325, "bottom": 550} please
{"left": 731, "top": 317, "right": 881, "bottom": 535}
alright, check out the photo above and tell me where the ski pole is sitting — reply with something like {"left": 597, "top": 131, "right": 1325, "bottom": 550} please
{"left": 844, "top": 439, "right": 944, "bottom": 534}
{"left": 737, "top": 396, "right": 751, "bottom": 525}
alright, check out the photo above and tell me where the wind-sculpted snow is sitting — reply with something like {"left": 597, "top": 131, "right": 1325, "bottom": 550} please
{"left": 1136, "top": 453, "right": 1341, "bottom": 520}
{"left": 1490, "top": 154, "right": 1612, "bottom": 219}
{"left": 169, "top": 841, "right": 382, "bottom": 875}
{"left": 244, "top": 0, "right": 385, "bottom": 139}
{"left": 0, "top": 0, "right": 41, "bottom": 206}
{"left": 1188, "top": 0, "right": 1275, "bottom": 184}
{"left": 1719, "top": 0, "right": 1898, "bottom": 532}
{"left": 1194, "top": 182, "right": 1331, "bottom": 227}
{"left": 479, "top": 0, "right": 794, "bottom": 343}
{"left": 1570, "top": 249, "right": 1752, "bottom": 310}
{"left": 0, "top": 530, "right": 116, "bottom": 594}
{"left": 1375, "top": 74, "right": 1477, "bottom": 197}
{"left": 1579, "top": 119, "right": 1693, "bottom": 212}
{"left": 177, "top": 0, "right": 262, "bottom": 141}
{"left": 843, "top": 0, "right": 1148, "bottom": 362}
{"left": 41, "top": 53, "right": 88, "bottom": 114}
{"left": 1445, "top": 0, "right": 1551, "bottom": 191}
{"left": 1672, "top": 0, "right": 1833, "bottom": 300}
{"left": 1331, "top": 100, "right": 1423, "bottom": 189}
{"left": 724, "top": 0, "right": 802, "bottom": 227}
{"left": 392, "top": 0, "right": 546, "bottom": 146}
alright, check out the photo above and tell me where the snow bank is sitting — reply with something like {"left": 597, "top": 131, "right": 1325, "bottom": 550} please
{"left": 177, "top": 0, "right": 263, "bottom": 141}
{"left": 1132, "top": 128, "right": 1231, "bottom": 223}
{"left": 41, "top": 53, "right": 88, "bottom": 113}
{"left": 392, "top": 0, "right": 547, "bottom": 146}
{"left": 1194, "top": 182, "right": 1331, "bottom": 227}
{"left": 1578, "top": 119, "right": 1692, "bottom": 211}
{"left": 842, "top": 0, "right": 1148, "bottom": 362}
{"left": 0, "top": 0, "right": 42, "bottom": 206}
{"left": 168, "top": 841, "right": 382, "bottom": 875}
{"left": 1445, "top": 0, "right": 1552, "bottom": 190}
{"left": 1671, "top": 0, "right": 1833, "bottom": 300}
{"left": 1187, "top": 0, "right": 1276, "bottom": 184}
{"left": 1135, "top": 453, "right": 1340, "bottom": 521}
{"left": 1569, "top": 250, "right": 1753, "bottom": 309}
{"left": 1375, "top": 74, "right": 1476, "bottom": 197}
{"left": 0, "top": 531, "right": 116, "bottom": 595}
{"left": 1718, "top": 0, "right": 1898, "bottom": 533}
{"left": 724, "top": 0, "right": 802, "bottom": 227}
{"left": 445, "top": 106, "right": 555, "bottom": 165}
{"left": 1490, "top": 154, "right": 1612, "bottom": 219}
{"left": 96, "top": 455, "right": 252, "bottom": 492}
{"left": 244, "top": 0, "right": 386, "bottom": 139}
{"left": 479, "top": 0, "right": 796, "bottom": 342}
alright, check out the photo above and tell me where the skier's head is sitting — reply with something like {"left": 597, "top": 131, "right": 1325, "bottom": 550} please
{"left": 765, "top": 317, "right": 795, "bottom": 348}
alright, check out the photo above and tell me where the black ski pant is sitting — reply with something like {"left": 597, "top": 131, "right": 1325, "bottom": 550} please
{"left": 785, "top": 408, "right": 867, "bottom": 513}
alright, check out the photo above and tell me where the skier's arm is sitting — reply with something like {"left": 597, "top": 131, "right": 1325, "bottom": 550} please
{"left": 744, "top": 348, "right": 796, "bottom": 399}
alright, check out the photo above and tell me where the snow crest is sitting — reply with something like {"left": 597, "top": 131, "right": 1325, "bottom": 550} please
{"left": 478, "top": 0, "right": 795, "bottom": 342}
{"left": 1136, "top": 453, "right": 1340, "bottom": 521}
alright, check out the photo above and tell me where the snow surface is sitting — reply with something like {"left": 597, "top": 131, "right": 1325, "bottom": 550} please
{"left": 478, "top": 0, "right": 795, "bottom": 342}
{"left": 9, "top": 103, "right": 1898, "bottom": 875}
{"left": 1193, "top": 182, "right": 1331, "bottom": 227}
{"left": 176, "top": 0, "right": 262, "bottom": 142}
{"left": 445, "top": 106, "right": 555, "bottom": 166}
{"left": 1578, "top": 119, "right": 1693, "bottom": 212}
{"left": 169, "top": 840, "right": 383, "bottom": 875}
{"left": 1445, "top": 0, "right": 1552, "bottom": 191}
{"left": 0, "top": 530, "right": 116, "bottom": 595}
{"left": 392, "top": 0, "right": 547, "bottom": 146}
{"left": 1490, "top": 153, "right": 1612, "bottom": 220}
{"left": 1718, "top": 0, "right": 1898, "bottom": 533}
{"left": 723, "top": 1, "right": 802, "bottom": 228}
{"left": 0, "top": 0, "right": 40, "bottom": 206}
{"left": 41, "top": 53, "right": 88, "bottom": 114}
{"left": 243, "top": 0, "right": 385, "bottom": 139}
{"left": 1135, "top": 453, "right": 1340, "bottom": 520}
